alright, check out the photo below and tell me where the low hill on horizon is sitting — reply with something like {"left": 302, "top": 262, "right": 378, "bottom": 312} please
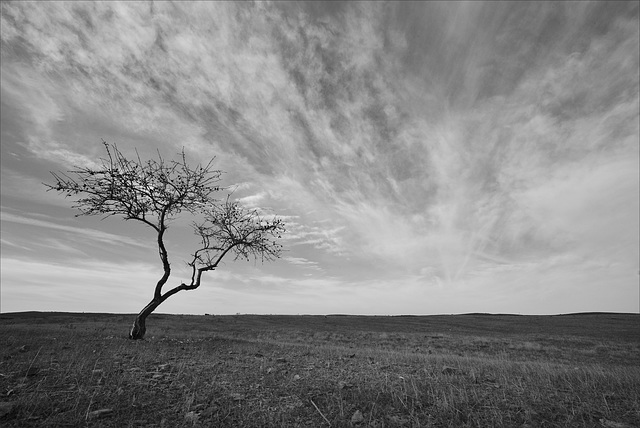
{"left": 1, "top": 310, "right": 638, "bottom": 343}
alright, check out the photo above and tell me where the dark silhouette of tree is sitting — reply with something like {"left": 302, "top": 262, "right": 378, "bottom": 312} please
{"left": 45, "top": 141, "right": 284, "bottom": 339}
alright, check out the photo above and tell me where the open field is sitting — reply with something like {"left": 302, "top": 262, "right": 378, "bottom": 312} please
{"left": 1, "top": 312, "right": 638, "bottom": 427}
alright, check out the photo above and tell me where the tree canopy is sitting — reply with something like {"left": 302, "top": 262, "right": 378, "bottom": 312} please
{"left": 46, "top": 141, "right": 285, "bottom": 339}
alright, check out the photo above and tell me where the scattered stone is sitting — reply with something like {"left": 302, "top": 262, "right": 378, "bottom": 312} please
{"left": 441, "top": 366, "right": 459, "bottom": 375}
{"left": 293, "top": 374, "right": 301, "bottom": 381}
{"left": 351, "top": 410, "right": 364, "bottom": 424}
{"left": 87, "top": 408, "right": 113, "bottom": 420}
{"left": 0, "top": 402, "right": 16, "bottom": 418}
{"left": 184, "top": 411, "right": 199, "bottom": 424}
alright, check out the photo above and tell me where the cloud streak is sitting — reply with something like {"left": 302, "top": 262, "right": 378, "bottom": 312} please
{"left": 1, "top": 1, "right": 638, "bottom": 314}
{"left": 1, "top": 211, "right": 147, "bottom": 249}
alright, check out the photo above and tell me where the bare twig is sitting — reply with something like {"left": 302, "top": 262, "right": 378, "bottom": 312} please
{"left": 310, "top": 398, "right": 331, "bottom": 427}
{"left": 23, "top": 346, "right": 42, "bottom": 381}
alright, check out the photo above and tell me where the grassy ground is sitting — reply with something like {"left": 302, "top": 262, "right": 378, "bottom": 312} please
{"left": 0, "top": 312, "right": 638, "bottom": 427}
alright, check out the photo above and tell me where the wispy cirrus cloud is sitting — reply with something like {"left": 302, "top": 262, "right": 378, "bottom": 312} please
{"left": 1, "top": 1, "right": 637, "bottom": 314}
{"left": 1, "top": 211, "right": 146, "bottom": 249}
{"left": 283, "top": 256, "right": 323, "bottom": 272}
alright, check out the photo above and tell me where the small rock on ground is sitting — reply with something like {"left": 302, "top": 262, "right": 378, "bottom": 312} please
{"left": 184, "top": 411, "right": 199, "bottom": 423}
{"left": 0, "top": 402, "right": 16, "bottom": 418}
{"left": 441, "top": 366, "right": 459, "bottom": 375}
{"left": 87, "top": 408, "right": 113, "bottom": 419}
{"left": 351, "top": 410, "right": 364, "bottom": 424}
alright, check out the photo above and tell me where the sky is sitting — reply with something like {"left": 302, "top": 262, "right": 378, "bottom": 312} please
{"left": 1, "top": 1, "right": 638, "bottom": 316}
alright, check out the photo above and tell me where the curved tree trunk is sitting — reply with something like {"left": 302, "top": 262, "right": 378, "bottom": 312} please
{"left": 128, "top": 282, "right": 200, "bottom": 339}
{"left": 130, "top": 224, "right": 172, "bottom": 340}
{"left": 129, "top": 298, "right": 163, "bottom": 340}
{"left": 128, "top": 238, "right": 215, "bottom": 339}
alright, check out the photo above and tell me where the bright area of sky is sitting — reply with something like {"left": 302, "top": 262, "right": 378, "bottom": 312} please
{"left": 1, "top": 2, "right": 639, "bottom": 315}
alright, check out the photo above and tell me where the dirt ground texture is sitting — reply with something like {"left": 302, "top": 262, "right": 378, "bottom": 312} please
{"left": 1, "top": 312, "right": 638, "bottom": 427}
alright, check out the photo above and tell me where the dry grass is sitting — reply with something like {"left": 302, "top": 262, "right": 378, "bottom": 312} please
{"left": 0, "top": 312, "right": 638, "bottom": 427}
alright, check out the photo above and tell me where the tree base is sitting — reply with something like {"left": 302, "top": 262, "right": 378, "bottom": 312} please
{"left": 129, "top": 318, "right": 146, "bottom": 340}
{"left": 129, "top": 298, "right": 163, "bottom": 340}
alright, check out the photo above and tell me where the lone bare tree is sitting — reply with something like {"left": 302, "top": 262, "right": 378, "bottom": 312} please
{"left": 45, "top": 141, "right": 285, "bottom": 339}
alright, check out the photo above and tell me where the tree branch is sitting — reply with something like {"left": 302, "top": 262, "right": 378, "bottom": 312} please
{"left": 45, "top": 141, "right": 285, "bottom": 339}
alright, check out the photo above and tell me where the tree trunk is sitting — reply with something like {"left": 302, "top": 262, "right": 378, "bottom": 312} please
{"left": 129, "top": 298, "right": 163, "bottom": 340}
{"left": 128, "top": 279, "right": 199, "bottom": 339}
